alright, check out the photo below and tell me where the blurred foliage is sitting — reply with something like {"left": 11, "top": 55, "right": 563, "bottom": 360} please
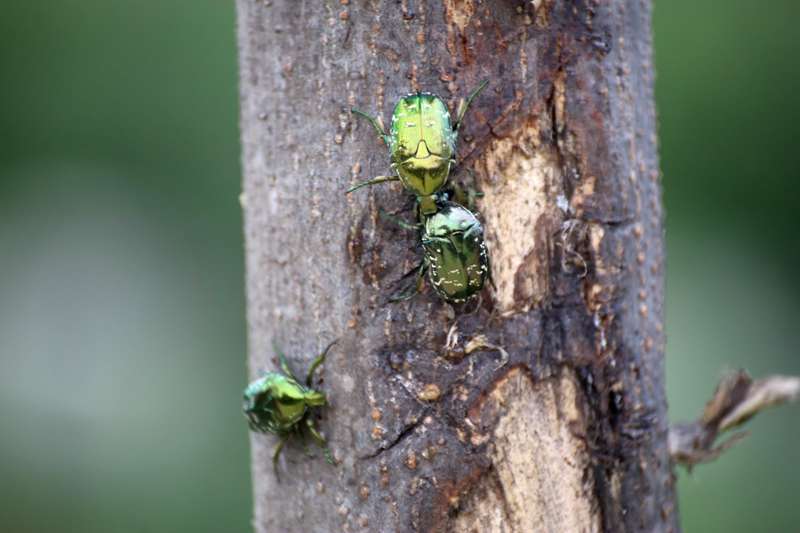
{"left": 0, "top": 0, "right": 796, "bottom": 532}
{"left": 0, "top": 1, "right": 249, "bottom": 532}
{"left": 654, "top": 1, "right": 799, "bottom": 532}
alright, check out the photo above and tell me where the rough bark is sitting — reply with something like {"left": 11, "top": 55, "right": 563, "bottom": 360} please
{"left": 237, "top": 1, "right": 680, "bottom": 532}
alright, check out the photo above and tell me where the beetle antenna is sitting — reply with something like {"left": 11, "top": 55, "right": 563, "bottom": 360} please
{"left": 351, "top": 108, "right": 390, "bottom": 145}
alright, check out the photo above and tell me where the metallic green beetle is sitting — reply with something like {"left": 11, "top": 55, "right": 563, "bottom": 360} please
{"left": 243, "top": 340, "right": 337, "bottom": 481}
{"left": 391, "top": 197, "right": 491, "bottom": 302}
{"left": 348, "top": 80, "right": 489, "bottom": 217}
{"left": 424, "top": 202, "right": 491, "bottom": 302}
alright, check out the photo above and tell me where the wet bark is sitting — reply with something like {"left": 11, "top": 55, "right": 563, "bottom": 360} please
{"left": 237, "top": 1, "right": 680, "bottom": 532}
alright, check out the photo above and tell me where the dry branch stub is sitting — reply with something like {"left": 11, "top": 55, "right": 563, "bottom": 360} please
{"left": 238, "top": 0, "right": 679, "bottom": 532}
{"left": 669, "top": 370, "right": 800, "bottom": 470}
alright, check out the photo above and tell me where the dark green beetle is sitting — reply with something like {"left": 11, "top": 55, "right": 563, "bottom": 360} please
{"left": 243, "top": 340, "right": 337, "bottom": 481}
{"left": 424, "top": 202, "right": 491, "bottom": 302}
{"left": 348, "top": 80, "right": 488, "bottom": 217}
{"left": 390, "top": 196, "right": 491, "bottom": 303}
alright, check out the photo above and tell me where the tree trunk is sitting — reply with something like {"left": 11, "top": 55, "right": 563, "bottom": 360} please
{"left": 237, "top": 1, "right": 680, "bottom": 532}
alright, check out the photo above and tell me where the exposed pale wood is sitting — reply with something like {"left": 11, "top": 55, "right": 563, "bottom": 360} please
{"left": 454, "top": 367, "right": 601, "bottom": 533}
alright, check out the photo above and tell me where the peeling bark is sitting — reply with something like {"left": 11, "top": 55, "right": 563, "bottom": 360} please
{"left": 237, "top": 1, "right": 680, "bottom": 532}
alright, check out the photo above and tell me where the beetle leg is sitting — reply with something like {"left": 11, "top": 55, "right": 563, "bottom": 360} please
{"left": 464, "top": 168, "right": 485, "bottom": 211}
{"left": 411, "top": 229, "right": 423, "bottom": 250}
{"left": 306, "top": 418, "right": 335, "bottom": 466}
{"left": 350, "top": 108, "right": 391, "bottom": 145}
{"left": 454, "top": 79, "right": 489, "bottom": 133}
{"left": 446, "top": 178, "right": 484, "bottom": 212}
{"left": 272, "top": 433, "right": 291, "bottom": 483}
{"left": 379, "top": 209, "right": 423, "bottom": 232}
{"left": 379, "top": 209, "right": 424, "bottom": 250}
{"left": 346, "top": 175, "right": 401, "bottom": 194}
{"left": 306, "top": 339, "right": 338, "bottom": 388}
{"left": 272, "top": 342, "right": 300, "bottom": 383}
{"left": 390, "top": 259, "right": 429, "bottom": 301}
{"left": 463, "top": 293, "right": 483, "bottom": 317}
{"left": 297, "top": 425, "right": 314, "bottom": 459}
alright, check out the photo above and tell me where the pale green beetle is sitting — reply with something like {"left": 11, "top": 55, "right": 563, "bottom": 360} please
{"left": 348, "top": 80, "right": 488, "bottom": 218}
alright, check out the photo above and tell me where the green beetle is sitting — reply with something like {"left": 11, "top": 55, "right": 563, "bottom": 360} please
{"left": 348, "top": 80, "right": 488, "bottom": 217}
{"left": 243, "top": 339, "right": 337, "bottom": 481}
{"left": 389, "top": 196, "right": 491, "bottom": 302}
{"left": 424, "top": 202, "right": 491, "bottom": 302}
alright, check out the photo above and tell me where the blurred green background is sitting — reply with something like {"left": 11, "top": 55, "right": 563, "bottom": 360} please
{"left": 0, "top": 0, "right": 796, "bottom": 532}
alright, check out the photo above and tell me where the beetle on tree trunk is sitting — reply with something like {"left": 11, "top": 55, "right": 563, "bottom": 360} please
{"left": 237, "top": 1, "right": 680, "bottom": 532}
